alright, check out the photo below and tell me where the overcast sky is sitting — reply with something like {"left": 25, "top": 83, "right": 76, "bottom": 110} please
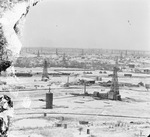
{"left": 22, "top": 0, "right": 150, "bottom": 51}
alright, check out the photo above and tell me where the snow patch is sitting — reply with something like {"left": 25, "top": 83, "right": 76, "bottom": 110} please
{"left": 14, "top": 119, "right": 54, "bottom": 128}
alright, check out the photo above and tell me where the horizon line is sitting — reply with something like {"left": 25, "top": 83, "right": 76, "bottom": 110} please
{"left": 22, "top": 46, "right": 150, "bottom": 52}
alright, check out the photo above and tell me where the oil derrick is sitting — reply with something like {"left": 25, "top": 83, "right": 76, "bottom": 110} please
{"left": 108, "top": 57, "right": 121, "bottom": 100}
{"left": 37, "top": 50, "right": 40, "bottom": 57}
{"left": 125, "top": 50, "right": 128, "bottom": 56}
{"left": 81, "top": 49, "right": 84, "bottom": 56}
{"left": 56, "top": 48, "right": 58, "bottom": 55}
{"left": 63, "top": 53, "right": 67, "bottom": 67}
{"left": 40, "top": 48, "right": 43, "bottom": 54}
{"left": 120, "top": 51, "right": 123, "bottom": 60}
{"left": 26, "top": 48, "right": 28, "bottom": 53}
{"left": 42, "top": 59, "right": 49, "bottom": 80}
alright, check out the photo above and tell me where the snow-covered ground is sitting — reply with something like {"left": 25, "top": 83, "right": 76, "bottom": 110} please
{"left": 0, "top": 69, "right": 150, "bottom": 137}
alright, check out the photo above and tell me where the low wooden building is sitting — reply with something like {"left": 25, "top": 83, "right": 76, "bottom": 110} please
{"left": 124, "top": 74, "right": 132, "bottom": 77}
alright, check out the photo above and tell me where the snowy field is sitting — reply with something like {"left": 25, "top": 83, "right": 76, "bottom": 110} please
{"left": 0, "top": 68, "right": 150, "bottom": 137}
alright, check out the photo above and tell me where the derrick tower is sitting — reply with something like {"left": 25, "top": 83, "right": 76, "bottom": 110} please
{"left": 56, "top": 48, "right": 58, "bottom": 55}
{"left": 63, "top": 53, "right": 67, "bottom": 67}
{"left": 108, "top": 57, "right": 121, "bottom": 100}
{"left": 120, "top": 51, "right": 123, "bottom": 60}
{"left": 125, "top": 50, "right": 128, "bottom": 56}
{"left": 81, "top": 49, "right": 84, "bottom": 56}
{"left": 37, "top": 50, "right": 40, "bottom": 57}
{"left": 42, "top": 59, "right": 49, "bottom": 79}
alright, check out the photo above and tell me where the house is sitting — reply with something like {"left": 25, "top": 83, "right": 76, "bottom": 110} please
{"left": 124, "top": 74, "right": 132, "bottom": 77}
{"left": 15, "top": 72, "right": 32, "bottom": 77}
{"left": 128, "top": 64, "right": 135, "bottom": 68}
{"left": 143, "top": 69, "right": 150, "bottom": 74}
{"left": 78, "top": 77, "right": 95, "bottom": 85}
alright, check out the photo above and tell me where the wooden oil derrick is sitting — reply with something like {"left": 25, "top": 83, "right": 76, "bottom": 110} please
{"left": 63, "top": 53, "right": 67, "bottom": 67}
{"left": 108, "top": 57, "right": 121, "bottom": 100}
{"left": 81, "top": 49, "right": 84, "bottom": 56}
{"left": 125, "top": 50, "right": 128, "bottom": 56}
{"left": 37, "top": 50, "right": 40, "bottom": 57}
{"left": 56, "top": 48, "right": 58, "bottom": 55}
{"left": 42, "top": 59, "right": 49, "bottom": 80}
{"left": 120, "top": 51, "right": 123, "bottom": 60}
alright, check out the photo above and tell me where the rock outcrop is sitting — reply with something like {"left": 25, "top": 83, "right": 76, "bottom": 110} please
{"left": 0, "top": 0, "right": 43, "bottom": 72}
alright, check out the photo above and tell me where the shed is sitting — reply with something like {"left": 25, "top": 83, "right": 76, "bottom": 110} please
{"left": 124, "top": 74, "right": 132, "bottom": 77}
{"left": 78, "top": 77, "right": 95, "bottom": 84}
{"left": 128, "top": 64, "right": 135, "bottom": 68}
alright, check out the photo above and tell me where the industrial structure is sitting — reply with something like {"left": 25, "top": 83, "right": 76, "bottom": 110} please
{"left": 37, "top": 50, "right": 40, "bottom": 57}
{"left": 93, "top": 57, "right": 121, "bottom": 101}
{"left": 56, "top": 48, "right": 58, "bottom": 55}
{"left": 42, "top": 59, "right": 49, "bottom": 80}
{"left": 62, "top": 53, "right": 67, "bottom": 67}
{"left": 108, "top": 57, "right": 121, "bottom": 100}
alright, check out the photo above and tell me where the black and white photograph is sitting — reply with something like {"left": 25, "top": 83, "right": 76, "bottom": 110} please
{"left": 0, "top": 0, "right": 150, "bottom": 136}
